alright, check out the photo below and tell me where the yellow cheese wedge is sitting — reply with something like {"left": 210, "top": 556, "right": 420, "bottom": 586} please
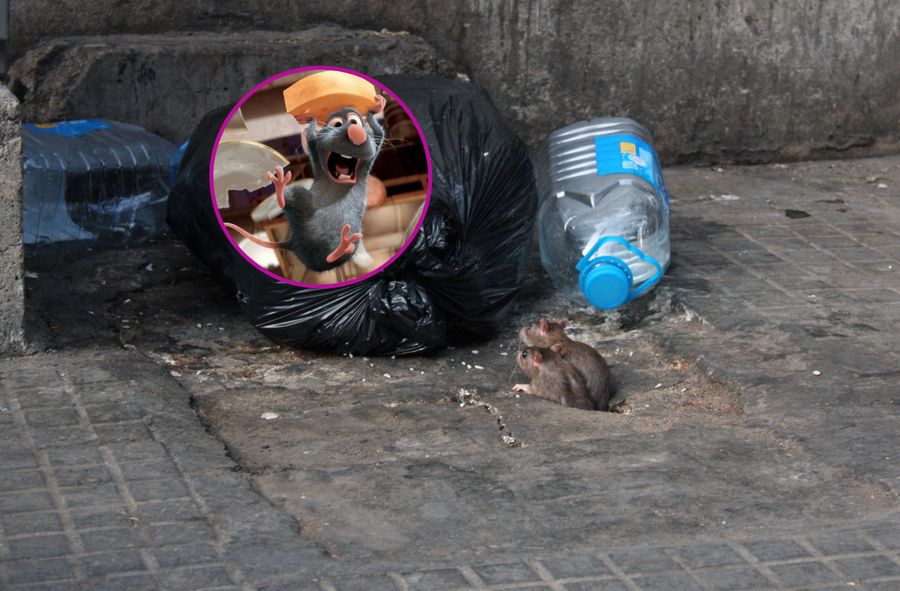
{"left": 283, "top": 71, "right": 378, "bottom": 122}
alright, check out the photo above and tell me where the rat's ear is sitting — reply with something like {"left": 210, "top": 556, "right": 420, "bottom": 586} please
{"left": 370, "top": 94, "right": 386, "bottom": 114}
{"left": 540, "top": 318, "right": 549, "bottom": 334}
{"left": 532, "top": 350, "right": 543, "bottom": 365}
{"left": 294, "top": 114, "right": 314, "bottom": 125}
{"left": 550, "top": 343, "right": 562, "bottom": 353}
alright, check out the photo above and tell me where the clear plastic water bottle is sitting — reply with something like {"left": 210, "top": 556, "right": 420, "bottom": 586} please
{"left": 534, "top": 117, "right": 670, "bottom": 310}
{"left": 23, "top": 119, "right": 176, "bottom": 249}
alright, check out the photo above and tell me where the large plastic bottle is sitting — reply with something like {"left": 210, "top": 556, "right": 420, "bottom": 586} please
{"left": 534, "top": 117, "right": 670, "bottom": 310}
{"left": 23, "top": 119, "right": 176, "bottom": 249}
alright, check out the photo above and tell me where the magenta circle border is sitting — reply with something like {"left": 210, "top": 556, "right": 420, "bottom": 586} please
{"left": 208, "top": 65, "right": 433, "bottom": 289}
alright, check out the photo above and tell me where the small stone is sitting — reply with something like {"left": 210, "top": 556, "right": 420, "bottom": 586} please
{"left": 877, "top": 183, "right": 888, "bottom": 189}
{"left": 260, "top": 412, "right": 279, "bottom": 420}
{"left": 474, "top": 365, "right": 484, "bottom": 370}
{"left": 383, "top": 373, "right": 391, "bottom": 379}
{"left": 169, "top": 371, "right": 182, "bottom": 378}
{"left": 654, "top": 383, "right": 663, "bottom": 389}
{"left": 812, "top": 370, "right": 822, "bottom": 376}
{"left": 866, "top": 176, "right": 878, "bottom": 183}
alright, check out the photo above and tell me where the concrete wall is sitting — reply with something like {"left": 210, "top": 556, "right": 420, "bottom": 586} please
{"left": 0, "top": 83, "right": 24, "bottom": 353}
{"left": 8, "top": 0, "right": 900, "bottom": 162}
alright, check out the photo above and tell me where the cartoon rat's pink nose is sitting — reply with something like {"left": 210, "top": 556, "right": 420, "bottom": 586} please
{"left": 347, "top": 123, "right": 367, "bottom": 146}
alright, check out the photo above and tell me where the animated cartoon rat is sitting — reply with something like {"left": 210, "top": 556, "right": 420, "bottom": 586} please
{"left": 520, "top": 317, "right": 613, "bottom": 411}
{"left": 226, "top": 96, "right": 386, "bottom": 272}
{"left": 513, "top": 346, "right": 595, "bottom": 410}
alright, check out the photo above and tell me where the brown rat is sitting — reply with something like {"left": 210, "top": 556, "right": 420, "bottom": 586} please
{"left": 513, "top": 346, "right": 595, "bottom": 411}
{"left": 519, "top": 317, "right": 612, "bottom": 411}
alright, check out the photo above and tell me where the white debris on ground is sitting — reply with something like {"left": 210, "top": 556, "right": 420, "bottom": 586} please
{"left": 260, "top": 412, "right": 279, "bottom": 420}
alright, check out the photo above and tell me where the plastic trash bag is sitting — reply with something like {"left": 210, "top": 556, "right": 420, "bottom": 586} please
{"left": 166, "top": 76, "right": 537, "bottom": 355}
{"left": 23, "top": 120, "right": 175, "bottom": 249}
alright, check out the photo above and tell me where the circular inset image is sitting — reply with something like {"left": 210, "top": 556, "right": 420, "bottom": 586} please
{"left": 210, "top": 67, "right": 431, "bottom": 287}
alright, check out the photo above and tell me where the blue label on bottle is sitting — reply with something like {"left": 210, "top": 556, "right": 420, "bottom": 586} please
{"left": 595, "top": 134, "right": 670, "bottom": 209}
{"left": 25, "top": 120, "right": 111, "bottom": 137}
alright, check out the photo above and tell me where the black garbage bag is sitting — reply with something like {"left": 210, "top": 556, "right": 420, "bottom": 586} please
{"left": 166, "top": 75, "right": 537, "bottom": 355}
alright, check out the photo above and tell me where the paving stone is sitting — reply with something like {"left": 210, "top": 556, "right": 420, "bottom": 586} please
{"left": 107, "top": 441, "right": 168, "bottom": 462}
{"left": 473, "top": 561, "right": 540, "bottom": 585}
{"left": 867, "top": 526, "right": 900, "bottom": 550}
{"left": 7, "top": 581, "right": 82, "bottom": 591}
{"left": 806, "top": 532, "right": 877, "bottom": 555}
{"left": 0, "top": 469, "right": 45, "bottom": 491}
{"left": 741, "top": 539, "right": 812, "bottom": 562}
{"left": 631, "top": 573, "right": 704, "bottom": 590}
{"left": 2, "top": 511, "right": 63, "bottom": 535}
{"left": 832, "top": 556, "right": 900, "bottom": 580}
{"left": 156, "top": 564, "right": 234, "bottom": 590}
{"left": 0, "top": 450, "right": 38, "bottom": 470}
{"left": 79, "top": 527, "right": 145, "bottom": 552}
{"left": 866, "top": 581, "right": 900, "bottom": 591}
{"left": 129, "top": 479, "right": 191, "bottom": 502}
{"left": 53, "top": 465, "right": 113, "bottom": 487}
{"left": 0, "top": 490, "right": 55, "bottom": 513}
{"left": 696, "top": 566, "right": 772, "bottom": 591}
{"left": 606, "top": 548, "right": 680, "bottom": 574}
{"left": 769, "top": 561, "right": 839, "bottom": 586}
{"left": 70, "top": 506, "right": 132, "bottom": 529}
{"left": 676, "top": 544, "right": 747, "bottom": 569}
{"left": 119, "top": 459, "right": 181, "bottom": 482}
{"left": 6, "top": 557, "right": 75, "bottom": 585}
{"left": 403, "top": 568, "right": 470, "bottom": 590}
{"left": 330, "top": 574, "right": 400, "bottom": 591}
{"left": 61, "top": 483, "right": 122, "bottom": 508}
{"left": 83, "top": 402, "right": 145, "bottom": 424}
{"left": 539, "top": 554, "right": 612, "bottom": 579}
{"left": 151, "top": 542, "right": 220, "bottom": 568}
{"left": 563, "top": 580, "right": 629, "bottom": 591}
{"left": 24, "top": 408, "right": 80, "bottom": 428}
{"left": 137, "top": 499, "right": 204, "bottom": 523}
{"left": 149, "top": 521, "right": 217, "bottom": 546}
{"left": 93, "top": 421, "right": 153, "bottom": 444}
{"left": 45, "top": 445, "right": 103, "bottom": 466}
{"left": 80, "top": 549, "right": 147, "bottom": 577}
{"left": 88, "top": 573, "right": 158, "bottom": 591}
{"left": 6, "top": 534, "right": 72, "bottom": 560}
{"left": 28, "top": 426, "right": 93, "bottom": 449}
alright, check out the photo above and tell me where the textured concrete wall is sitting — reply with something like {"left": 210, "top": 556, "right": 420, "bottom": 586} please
{"left": 7, "top": 27, "right": 454, "bottom": 143}
{"left": 0, "top": 83, "right": 24, "bottom": 353}
{"left": 8, "top": 0, "right": 900, "bottom": 162}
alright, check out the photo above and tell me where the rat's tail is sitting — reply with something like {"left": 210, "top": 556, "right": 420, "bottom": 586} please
{"left": 224, "top": 223, "right": 289, "bottom": 250}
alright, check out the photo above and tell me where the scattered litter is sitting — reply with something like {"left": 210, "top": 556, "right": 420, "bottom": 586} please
{"left": 474, "top": 365, "right": 485, "bottom": 370}
{"left": 260, "top": 412, "right": 279, "bottom": 420}
{"left": 866, "top": 176, "right": 878, "bottom": 183}
{"left": 711, "top": 194, "right": 740, "bottom": 201}
{"left": 24, "top": 271, "right": 38, "bottom": 279}
{"left": 877, "top": 183, "right": 888, "bottom": 189}
{"left": 467, "top": 364, "right": 473, "bottom": 369}
{"left": 500, "top": 352, "right": 508, "bottom": 356}
{"left": 218, "top": 327, "right": 224, "bottom": 331}
{"left": 143, "top": 262, "right": 154, "bottom": 272}
{"left": 471, "top": 350, "right": 479, "bottom": 354}
{"left": 196, "top": 323, "right": 202, "bottom": 329}
{"left": 391, "top": 355, "right": 396, "bottom": 360}
{"left": 383, "top": 373, "right": 392, "bottom": 379}
{"left": 785, "top": 209, "right": 810, "bottom": 219}
{"left": 812, "top": 370, "right": 822, "bottom": 376}
{"left": 169, "top": 370, "right": 182, "bottom": 377}
{"left": 501, "top": 434, "right": 521, "bottom": 447}
{"left": 654, "top": 383, "right": 663, "bottom": 389}
{"left": 628, "top": 351, "right": 634, "bottom": 357}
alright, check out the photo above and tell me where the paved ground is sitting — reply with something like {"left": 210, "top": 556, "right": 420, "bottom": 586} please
{"left": 1, "top": 156, "right": 898, "bottom": 590}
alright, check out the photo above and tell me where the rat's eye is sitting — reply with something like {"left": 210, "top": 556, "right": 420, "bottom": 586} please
{"left": 521, "top": 350, "right": 528, "bottom": 358}
{"left": 327, "top": 117, "right": 343, "bottom": 127}
{"left": 347, "top": 114, "right": 362, "bottom": 125}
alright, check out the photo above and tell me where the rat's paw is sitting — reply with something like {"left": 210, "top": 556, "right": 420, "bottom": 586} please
{"left": 325, "top": 225, "right": 362, "bottom": 263}
{"left": 512, "top": 384, "right": 532, "bottom": 393}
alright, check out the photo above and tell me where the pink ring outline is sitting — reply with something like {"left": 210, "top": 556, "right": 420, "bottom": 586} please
{"left": 208, "top": 65, "right": 433, "bottom": 289}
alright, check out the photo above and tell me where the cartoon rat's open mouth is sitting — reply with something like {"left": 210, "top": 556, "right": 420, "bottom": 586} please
{"left": 326, "top": 152, "right": 359, "bottom": 184}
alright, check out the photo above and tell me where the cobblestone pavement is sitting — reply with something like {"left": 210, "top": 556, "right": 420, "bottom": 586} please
{"left": 1, "top": 156, "right": 898, "bottom": 590}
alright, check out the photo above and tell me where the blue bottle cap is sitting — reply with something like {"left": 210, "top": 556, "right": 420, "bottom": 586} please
{"left": 580, "top": 260, "right": 632, "bottom": 310}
